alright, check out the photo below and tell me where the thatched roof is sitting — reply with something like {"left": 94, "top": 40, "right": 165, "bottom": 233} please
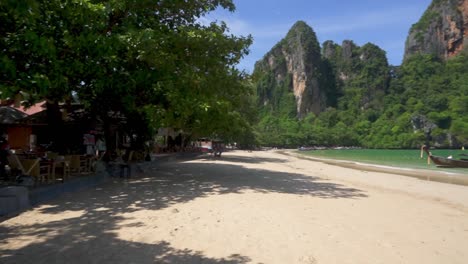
{"left": 0, "top": 106, "right": 28, "bottom": 124}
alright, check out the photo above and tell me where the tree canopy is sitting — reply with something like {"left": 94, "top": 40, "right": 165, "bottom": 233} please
{"left": 0, "top": 0, "right": 253, "bottom": 149}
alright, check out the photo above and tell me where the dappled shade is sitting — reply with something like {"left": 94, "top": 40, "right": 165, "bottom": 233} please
{"left": 0, "top": 154, "right": 366, "bottom": 263}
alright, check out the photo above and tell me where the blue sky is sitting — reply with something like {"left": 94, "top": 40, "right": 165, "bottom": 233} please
{"left": 202, "top": 0, "right": 433, "bottom": 72}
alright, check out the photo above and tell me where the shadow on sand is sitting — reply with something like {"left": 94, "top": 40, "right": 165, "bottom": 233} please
{"left": 0, "top": 154, "right": 367, "bottom": 263}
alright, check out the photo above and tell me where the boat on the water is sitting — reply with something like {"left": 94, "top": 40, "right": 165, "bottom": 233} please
{"left": 421, "top": 145, "right": 468, "bottom": 168}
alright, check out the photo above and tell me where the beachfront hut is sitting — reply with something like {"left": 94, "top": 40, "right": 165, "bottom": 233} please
{"left": 0, "top": 100, "right": 47, "bottom": 151}
{"left": 0, "top": 105, "right": 37, "bottom": 150}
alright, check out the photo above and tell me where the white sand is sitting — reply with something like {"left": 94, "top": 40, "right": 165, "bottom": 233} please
{"left": 1, "top": 150, "right": 468, "bottom": 264}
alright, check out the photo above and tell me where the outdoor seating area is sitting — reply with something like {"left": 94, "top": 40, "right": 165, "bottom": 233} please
{"left": 0, "top": 99, "right": 113, "bottom": 188}
{"left": 1, "top": 151, "right": 97, "bottom": 187}
{"left": 0, "top": 98, "right": 152, "bottom": 189}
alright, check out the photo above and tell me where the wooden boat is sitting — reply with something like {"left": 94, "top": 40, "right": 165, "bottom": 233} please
{"left": 421, "top": 145, "right": 468, "bottom": 168}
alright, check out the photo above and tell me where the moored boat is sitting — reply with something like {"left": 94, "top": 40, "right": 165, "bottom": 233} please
{"left": 421, "top": 145, "right": 468, "bottom": 168}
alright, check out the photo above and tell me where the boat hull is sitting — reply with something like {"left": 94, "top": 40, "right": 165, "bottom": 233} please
{"left": 430, "top": 155, "right": 468, "bottom": 168}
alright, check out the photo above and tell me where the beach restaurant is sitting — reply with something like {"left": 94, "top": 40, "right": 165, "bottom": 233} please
{"left": 0, "top": 100, "right": 102, "bottom": 186}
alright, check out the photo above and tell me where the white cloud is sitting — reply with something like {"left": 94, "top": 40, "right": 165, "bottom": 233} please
{"left": 209, "top": 6, "right": 422, "bottom": 43}
{"left": 310, "top": 7, "right": 421, "bottom": 35}
{"left": 223, "top": 18, "right": 251, "bottom": 35}
{"left": 200, "top": 11, "right": 290, "bottom": 39}
{"left": 198, "top": 15, "right": 250, "bottom": 35}
{"left": 200, "top": 5, "right": 426, "bottom": 70}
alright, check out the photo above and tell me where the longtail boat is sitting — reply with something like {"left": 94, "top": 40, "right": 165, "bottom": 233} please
{"left": 421, "top": 145, "right": 468, "bottom": 168}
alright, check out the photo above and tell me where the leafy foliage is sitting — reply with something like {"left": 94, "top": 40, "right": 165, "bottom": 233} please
{"left": 0, "top": 0, "right": 253, "bottom": 149}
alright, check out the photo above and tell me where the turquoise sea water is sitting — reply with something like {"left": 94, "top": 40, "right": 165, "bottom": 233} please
{"left": 298, "top": 149, "right": 468, "bottom": 175}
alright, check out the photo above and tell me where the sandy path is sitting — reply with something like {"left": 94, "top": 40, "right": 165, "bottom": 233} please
{"left": 1, "top": 150, "right": 468, "bottom": 264}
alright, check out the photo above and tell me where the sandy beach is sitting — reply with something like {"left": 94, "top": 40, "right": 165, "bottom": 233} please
{"left": 1, "top": 150, "right": 468, "bottom": 264}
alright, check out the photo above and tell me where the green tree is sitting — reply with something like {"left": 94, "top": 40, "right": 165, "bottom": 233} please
{"left": 0, "top": 0, "right": 253, "bottom": 152}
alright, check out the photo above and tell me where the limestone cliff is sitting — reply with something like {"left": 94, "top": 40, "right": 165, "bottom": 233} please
{"left": 254, "top": 21, "right": 329, "bottom": 118}
{"left": 404, "top": 0, "right": 468, "bottom": 60}
{"left": 322, "top": 40, "right": 389, "bottom": 110}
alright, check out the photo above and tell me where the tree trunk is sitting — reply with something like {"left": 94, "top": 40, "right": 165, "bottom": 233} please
{"left": 45, "top": 100, "right": 66, "bottom": 154}
{"left": 102, "top": 114, "right": 116, "bottom": 161}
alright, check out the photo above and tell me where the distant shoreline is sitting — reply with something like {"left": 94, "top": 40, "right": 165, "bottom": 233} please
{"left": 281, "top": 150, "right": 468, "bottom": 186}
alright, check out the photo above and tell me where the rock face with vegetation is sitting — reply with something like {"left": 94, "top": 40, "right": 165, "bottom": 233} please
{"left": 253, "top": 21, "right": 330, "bottom": 119}
{"left": 322, "top": 40, "right": 389, "bottom": 111}
{"left": 405, "top": 0, "right": 468, "bottom": 60}
{"left": 253, "top": 0, "right": 468, "bottom": 148}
